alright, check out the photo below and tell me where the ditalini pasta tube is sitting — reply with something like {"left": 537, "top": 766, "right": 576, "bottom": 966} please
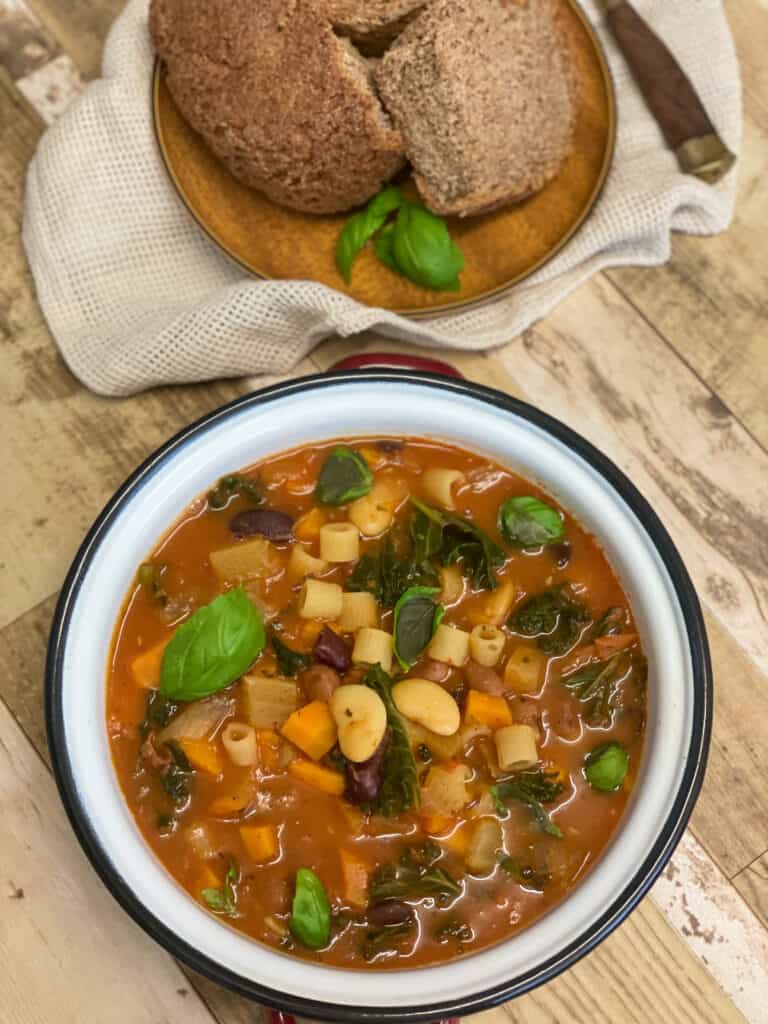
{"left": 352, "top": 627, "right": 393, "bottom": 673}
{"left": 319, "top": 522, "right": 360, "bottom": 562}
{"left": 469, "top": 624, "right": 505, "bottom": 667}
{"left": 221, "top": 722, "right": 259, "bottom": 767}
{"left": 494, "top": 724, "right": 539, "bottom": 771}
{"left": 339, "top": 591, "right": 379, "bottom": 632}
{"left": 427, "top": 623, "right": 470, "bottom": 666}
{"left": 298, "top": 579, "right": 343, "bottom": 620}
{"left": 420, "top": 468, "right": 465, "bottom": 510}
{"left": 287, "top": 544, "right": 328, "bottom": 580}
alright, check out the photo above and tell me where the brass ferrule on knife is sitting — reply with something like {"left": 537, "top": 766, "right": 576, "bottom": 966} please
{"left": 597, "top": 0, "right": 737, "bottom": 183}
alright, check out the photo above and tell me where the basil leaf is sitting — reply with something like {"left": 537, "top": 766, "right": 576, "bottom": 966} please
{"left": 499, "top": 496, "right": 564, "bottom": 549}
{"left": 270, "top": 628, "right": 311, "bottom": 677}
{"left": 391, "top": 202, "right": 464, "bottom": 292}
{"left": 409, "top": 500, "right": 444, "bottom": 565}
{"left": 393, "top": 586, "right": 444, "bottom": 670}
{"left": 160, "top": 588, "right": 265, "bottom": 701}
{"left": 315, "top": 446, "right": 373, "bottom": 505}
{"left": 374, "top": 222, "right": 398, "bottom": 272}
{"left": 290, "top": 868, "right": 331, "bottom": 949}
{"left": 363, "top": 665, "right": 420, "bottom": 815}
{"left": 336, "top": 186, "right": 404, "bottom": 282}
{"left": 584, "top": 742, "right": 629, "bottom": 792}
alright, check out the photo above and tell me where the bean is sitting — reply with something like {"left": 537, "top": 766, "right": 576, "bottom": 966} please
{"left": 314, "top": 625, "right": 351, "bottom": 673}
{"left": 229, "top": 508, "right": 294, "bottom": 543}
{"left": 367, "top": 900, "right": 415, "bottom": 928}
{"left": 331, "top": 685, "right": 388, "bottom": 763}
{"left": 419, "top": 659, "right": 452, "bottom": 684}
{"left": 464, "top": 661, "right": 505, "bottom": 695}
{"left": 344, "top": 729, "right": 391, "bottom": 804}
{"left": 551, "top": 542, "right": 572, "bottom": 569}
{"left": 300, "top": 664, "right": 341, "bottom": 703}
{"left": 392, "top": 679, "right": 461, "bottom": 736}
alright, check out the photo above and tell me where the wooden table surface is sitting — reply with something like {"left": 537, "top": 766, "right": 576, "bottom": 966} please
{"left": 1, "top": 2, "right": 767, "bottom": 1022}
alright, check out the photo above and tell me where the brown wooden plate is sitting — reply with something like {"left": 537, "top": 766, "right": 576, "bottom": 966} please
{"left": 152, "top": 0, "right": 615, "bottom": 318}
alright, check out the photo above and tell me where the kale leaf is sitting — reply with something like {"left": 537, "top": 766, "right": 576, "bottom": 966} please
{"left": 363, "top": 665, "right": 420, "bottom": 815}
{"left": 508, "top": 583, "right": 589, "bottom": 654}
{"left": 491, "top": 769, "right": 565, "bottom": 838}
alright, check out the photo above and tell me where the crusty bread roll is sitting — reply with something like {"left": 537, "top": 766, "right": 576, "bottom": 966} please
{"left": 375, "top": 0, "right": 579, "bottom": 217}
{"left": 150, "top": 0, "right": 405, "bottom": 215}
{"left": 324, "top": 0, "right": 427, "bottom": 54}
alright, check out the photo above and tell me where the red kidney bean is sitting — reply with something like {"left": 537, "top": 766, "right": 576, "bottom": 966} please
{"left": 344, "top": 729, "right": 390, "bottom": 804}
{"left": 551, "top": 542, "right": 572, "bottom": 569}
{"left": 314, "top": 626, "right": 351, "bottom": 673}
{"left": 464, "top": 661, "right": 505, "bottom": 695}
{"left": 229, "top": 508, "right": 293, "bottom": 543}
{"left": 367, "top": 901, "right": 415, "bottom": 927}
{"left": 300, "top": 664, "right": 341, "bottom": 703}
{"left": 419, "top": 659, "right": 452, "bottom": 683}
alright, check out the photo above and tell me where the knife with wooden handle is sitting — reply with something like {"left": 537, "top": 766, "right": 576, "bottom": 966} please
{"left": 598, "top": 0, "right": 736, "bottom": 183}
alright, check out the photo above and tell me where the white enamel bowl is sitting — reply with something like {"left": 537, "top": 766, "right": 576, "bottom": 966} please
{"left": 46, "top": 372, "right": 711, "bottom": 1023}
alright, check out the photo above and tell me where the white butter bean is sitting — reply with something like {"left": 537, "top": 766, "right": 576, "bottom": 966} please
{"left": 330, "top": 684, "right": 387, "bottom": 763}
{"left": 392, "top": 678, "right": 460, "bottom": 737}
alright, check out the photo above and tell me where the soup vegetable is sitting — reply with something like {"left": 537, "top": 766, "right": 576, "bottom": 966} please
{"left": 107, "top": 438, "right": 646, "bottom": 968}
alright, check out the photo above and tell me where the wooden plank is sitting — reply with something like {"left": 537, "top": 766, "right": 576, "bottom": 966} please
{"left": 0, "top": 695, "right": 218, "bottom": 1024}
{"left": 22, "top": 0, "right": 123, "bottom": 79}
{"left": 0, "top": 68, "right": 43, "bottom": 239}
{"left": 733, "top": 853, "right": 768, "bottom": 933}
{"left": 310, "top": 334, "right": 768, "bottom": 880}
{"left": 606, "top": 108, "right": 768, "bottom": 451}
{"left": 0, "top": 0, "right": 60, "bottom": 81}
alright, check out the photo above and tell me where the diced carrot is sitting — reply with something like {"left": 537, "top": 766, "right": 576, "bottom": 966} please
{"left": 300, "top": 619, "right": 325, "bottom": 645}
{"left": 420, "top": 813, "right": 456, "bottom": 837}
{"left": 339, "top": 847, "right": 370, "bottom": 908}
{"left": 549, "top": 762, "right": 569, "bottom": 787}
{"left": 177, "top": 738, "right": 223, "bottom": 776}
{"left": 463, "top": 691, "right": 513, "bottom": 730}
{"left": 280, "top": 700, "right": 337, "bottom": 761}
{"left": 209, "top": 774, "right": 255, "bottom": 816}
{"left": 340, "top": 802, "right": 365, "bottom": 836}
{"left": 240, "top": 823, "right": 279, "bottom": 863}
{"left": 295, "top": 507, "right": 327, "bottom": 541}
{"left": 130, "top": 638, "right": 170, "bottom": 689}
{"left": 288, "top": 758, "right": 345, "bottom": 796}
{"left": 256, "top": 728, "right": 281, "bottom": 771}
{"left": 196, "top": 864, "right": 222, "bottom": 891}
{"left": 595, "top": 633, "right": 638, "bottom": 656}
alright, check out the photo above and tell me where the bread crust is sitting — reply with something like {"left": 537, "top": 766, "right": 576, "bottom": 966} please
{"left": 325, "top": 0, "right": 427, "bottom": 54}
{"left": 150, "top": 0, "right": 405, "bottom": 215}
{"left": 376, "top": 0, "right": 579, "bottom": 217}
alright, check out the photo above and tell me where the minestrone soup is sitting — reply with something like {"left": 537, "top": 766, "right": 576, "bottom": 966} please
{"left": 107, "top": 438, "right": 646, "bottom": 968}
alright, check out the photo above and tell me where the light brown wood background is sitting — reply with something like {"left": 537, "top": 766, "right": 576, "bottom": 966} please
{"left": 1, "top": 1, "right": 767, "bottom": 1023}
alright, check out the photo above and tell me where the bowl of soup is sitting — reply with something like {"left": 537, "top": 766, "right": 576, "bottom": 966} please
{"left": 46, "top": 370, "right": 710, "bottom": 1022}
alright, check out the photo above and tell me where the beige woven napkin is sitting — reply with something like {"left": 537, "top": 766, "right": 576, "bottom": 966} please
{"left": 22, "top": 0, "right": 741, "bottom": 397}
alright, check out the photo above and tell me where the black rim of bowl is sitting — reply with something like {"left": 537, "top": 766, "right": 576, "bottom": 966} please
{"left": 45, "top": 371, "right": 712, "bottom": 1024}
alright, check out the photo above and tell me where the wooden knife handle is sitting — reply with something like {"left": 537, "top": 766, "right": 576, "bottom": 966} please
{"left": 601, "top": 0, "right": 736, "bottom": 182}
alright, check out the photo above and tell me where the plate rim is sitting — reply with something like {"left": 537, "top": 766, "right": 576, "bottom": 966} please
{"left": 151, "top": 0, "right": 617, "bottom": 319}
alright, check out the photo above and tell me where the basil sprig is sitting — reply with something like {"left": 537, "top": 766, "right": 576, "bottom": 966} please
{"left": 315, "top": 446, "right": 373, "bottom": 505}
{"left": 160, "top": 588, "right": 265, "bottom": 701}
{"left": 336, "top": 187, "right": 465, "bottom": 292}
{"left": 499, "top": 496, "right": 564, "bottom": 549}
{"left": 336, "top": 186, "right": 404, "bottom": 282}
{"left": 290, "top": 868, "right": 331, "bottom": 949}
{"left": 393, "top": 586, "right": 445, "bottom": 670}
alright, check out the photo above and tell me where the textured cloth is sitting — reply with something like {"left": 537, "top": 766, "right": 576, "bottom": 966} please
{"left": 23, "top": 0, "right": 741, "bottom": 397}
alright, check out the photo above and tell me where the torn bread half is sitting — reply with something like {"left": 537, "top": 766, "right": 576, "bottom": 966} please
{"left": 151, "top": 0, "right": 405, "bottom": 214}
{"left": 376, "top": 0, "right": 579, "bottom": 217}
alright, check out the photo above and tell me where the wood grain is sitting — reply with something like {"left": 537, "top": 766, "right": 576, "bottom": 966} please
{"left": 22, "top": 0, "right": 123, "bottom": 79}
{"left": 733, "top": 854, "right": 768, "bottom": 933}
{"left": 0, "top": 695, "right": 218, "bottom": 1024}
